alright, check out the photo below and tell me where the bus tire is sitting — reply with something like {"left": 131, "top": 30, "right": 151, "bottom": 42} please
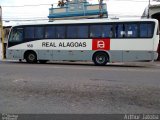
{"left": 93, "top": 52, "right": 109, "bottom": 66}
{"left": 25, "top": 51, "right": 37, "bottom": 63}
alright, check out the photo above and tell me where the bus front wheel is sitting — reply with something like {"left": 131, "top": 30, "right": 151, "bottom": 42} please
{"left": 25, "top": 51, "right": 37, "bottom": 63}
{"left": 93, "top": 52, "right": 109, "bottom": 66}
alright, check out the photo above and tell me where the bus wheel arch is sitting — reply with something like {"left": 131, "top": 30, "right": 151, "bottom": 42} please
{"left": 92, "top": 51, "right": 110, "bottom": 66}
{"left": 24, "top": 50, "right": 37, "bottom": 63}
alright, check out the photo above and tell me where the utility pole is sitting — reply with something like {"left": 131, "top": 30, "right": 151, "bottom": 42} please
{"left": 99, "top": 0, "right": 103, "bottom": 18}
{"left": 0, "top": 6, "right": 4, "bottom": 59}
{"left": 148, "top": 0, "right": 151, "bottom": 18}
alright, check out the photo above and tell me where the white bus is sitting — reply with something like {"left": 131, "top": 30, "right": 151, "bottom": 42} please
{"left": 6, "top": 18, "right": 159, "bottom": 65}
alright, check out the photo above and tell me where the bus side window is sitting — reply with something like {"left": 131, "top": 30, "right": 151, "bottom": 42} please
{"left": 77, "top": 25, "right": 88, "bottom": 38}
{"left": 35, "top": 27, "right": 44, "bottom": 39}
{"left": 115, "top": 24, "right": 124, "bottom": 38}
{"left": 125, "top": 24, "right": 138, "bottom": 38}
{"left": 56, "top": 26, "right": 65, "bottom": 39}
{"left": 90, "top": 25, "right": 102, "bottom": 38}
{"left": 24, "top": 27, "right": 34, "bottom": 40}
{"left": 102, "top": 25, "right": 113, "bottom": 38}
{"left": 140, "top": 23, "right": 154, "bottom": 38}
{"left": 67, "top": 25, "right": 77, "bottom": 38}
{"left": 45, "top": 26, "right": 56, "bottom": 39}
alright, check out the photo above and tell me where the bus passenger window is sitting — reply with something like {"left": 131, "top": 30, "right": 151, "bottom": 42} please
{"left": 56, "top": 26, "right": 65, "bottom": 39}
{"left": 140, "top": 23, "right": 154, "bottom": 38}
{"left": 115, "top": 24, "right": 124, "bottom": 38}
{"left": 77, "top": 25, "right": 88, "bottom": 38}
{"left": 45, "top": 26, "right": 56, "bottom": 39}
{"left": 102, "top": 25, "right": 113, "bottom": 38}
{"left": 67, "top": 26, "right": 77, "bottom": 38}
{"left": 25, "top": 27, "right": 34, "bottom": 39}
{"left": 90, "top": 25, "right": 102, "bottom": 38}
{"left": 125, "top": 24, "right": 138, "bottom": 38}
{"left": 35, "top": 27, "right": 44, "bottom": 39}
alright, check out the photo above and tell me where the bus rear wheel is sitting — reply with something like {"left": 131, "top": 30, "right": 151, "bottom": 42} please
{"left": 25, "top": 52, "right": 37, "bottom": 63}
{"left": 93, "top": 52, "right": 109, "bottom": 66}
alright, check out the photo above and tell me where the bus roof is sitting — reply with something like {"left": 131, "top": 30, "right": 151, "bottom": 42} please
{"left": 12, "top": 18, "right": 158, "bottom": 27}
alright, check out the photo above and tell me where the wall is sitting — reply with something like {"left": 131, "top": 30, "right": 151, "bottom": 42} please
{"left": 149, "top": 4, "right": 160, "bottom": 60}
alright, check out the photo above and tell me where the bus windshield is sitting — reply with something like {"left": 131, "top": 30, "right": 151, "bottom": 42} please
{"left": 9, "top": 27, "right": 23, "bottom": 42}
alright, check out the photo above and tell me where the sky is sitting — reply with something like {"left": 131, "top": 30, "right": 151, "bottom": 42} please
{"left": 0, "top": 0, "right": 159, "bottom": 25}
